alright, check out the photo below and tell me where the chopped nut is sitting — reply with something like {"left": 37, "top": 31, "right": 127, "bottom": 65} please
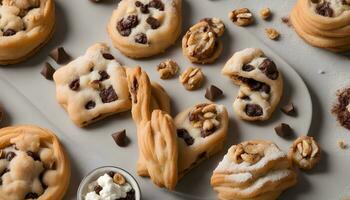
{"left": 232, "top": 143, "right": 263, "bottom": 164}
{"left": 229, "top": 8, "right": 254, "bottom": 26}
{"left": 260, "top": 8, "right": 271, "bottom": 20}
{"left": 156, "top": 59, "right": 179, "bottom": 79}
{"left": 203, "top": 119, "right": 214, "bottom": 131}
{"left": 281, "top": 16, "right": 292, "bottom": 27}
{"left": 113, "top": 173, "right": 126, "bottom": 185}
{"left": 265, "top": 28, "right": 280, "bottom": 40}
{"left": 179, "top": 67, "right": 204, "bottom": 90}
{"left": 288, "top": 136, "right": 321, "bottom": 170}
{"left": 202, "top": 104, "right": 216, "bottom": 113}
{"left": 337, "top": 139, "right": 347, "bottom": 149}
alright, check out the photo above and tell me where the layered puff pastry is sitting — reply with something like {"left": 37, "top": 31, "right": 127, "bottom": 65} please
{"left": 0, "top": 125, "right": 70, "bottom": 200}
{"left": 0, "top": 0, "right": 55, "bottom": 64}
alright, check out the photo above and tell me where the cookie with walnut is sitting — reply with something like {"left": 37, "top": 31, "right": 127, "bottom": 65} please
{"left": 107, "top": 0, "right": 182, "bottom": 58}
{"left": 0, "top": 0, "right": 55, "bottom": 64}
{"left": 53, "top": 43, "right": 132, "bottom": 127}
{"left": 0, "top": 125, "right": 70, "bottom": 200}
{"left": 222, "top": 48, "right": 283, "bottom": 121}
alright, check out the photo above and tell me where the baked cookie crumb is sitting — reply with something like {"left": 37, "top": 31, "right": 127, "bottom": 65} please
{"left": 260, "top": 8, "right": 271, "bottom": 20}
{"left": 332, "top": 87, "right": 350, "bottom": 130}
{"left": 265, "top": 28, "right": 280, "bottom": 40}
{"left": 337, "top": 139, "right": 347, "bottom": 149}
{"left": 281, "top": 16, "right": 292, "bottom": 27}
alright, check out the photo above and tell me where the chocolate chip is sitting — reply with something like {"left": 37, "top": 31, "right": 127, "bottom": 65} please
{"left": 134, "top": 33, "right": 147, "bottom": 44}
{"left": 49, "top": 47, "right": 71, "bottom": 65}
{"left": 135, "top": 1, "right": 142, "bottom": 7}
{"left": 27, "top": 151, "right": 40, "bottom": 161}
{"left": 107, "top": 171, "right": 115, "bottom": 178}
{"left": 261, "top": 84, "right": 271, "bottom": 94}
{"left": 177, "top": 129, "right": 194, "bottom": 146}
{"left": 205, "top": 85, "right": 223, "bottom": 101}
{"left": 316, "top": 2, "right": 333, "bottom": 17}
{"left": 149, "top": 0, "right": 164, "bottom": 11}
{"left": 242, "top": 64, "right": 255, "bottom": 72}
{"left": 281, "top": 102, "right": 295, "bottom": 115}
{"left": 40, "top": 62, "right": 55, "bottom": 80}
{"left": 69, "top": 78, "right": 80, "bottom": 91}
{"left": 102, "top": 53, "right": 114, "bottom": 60}
{"left": 236, "top": 76, "right": 271, "bottom": 93}
{"left": 99, "top": 70, "right": 110, "bottom": 81}
{"left": 117, "top": 15, "right": 139, "bottom": 37}
{"left": 258, "top": 58, "right": 279, "bottom": 80}
{"left": 240, "top": 95, "right": 250, "bottom": 100}
{"left": 112, "top": 129, "right": 129, "bottom": 147}
{"left": 100, "top": 86, "right": 118, "bottom": 103}
{"left": 140, "top": 4, "right": 149, "bottom": 13}
{"left": 3, "top": 29, "right": 16, "bottom": 36}
{"left": 85, "top": 101, "right": 96, "bottom": 110}
{"left": 25, "top": 192, "right": 38, "bottom": 199}
{"left": 130, "top": 78, "right": 138, "bottom": 103}
{"left": 245, "top": 104, "right": 263, "bottom": 117}
{"left": 146, "top": 17, "right": 160, "bottom": 29}
{"left": 274, "top": 123, "right": 293, "bottom": 138}
{"left": 94, "top": 185, "right": 103, "bottom": 195}
{"left": 6, "top": 152, "right": 16, "bottom": 161}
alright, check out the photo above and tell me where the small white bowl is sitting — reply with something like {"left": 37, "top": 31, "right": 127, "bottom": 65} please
{"left": 77, "top": 166, "right": 141, "bottom": 200}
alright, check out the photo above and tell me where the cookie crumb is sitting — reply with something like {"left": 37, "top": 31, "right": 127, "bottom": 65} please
{"left": 318, "top": 69, "right": 325, "bottom": 74}
{"left": 265, "top": 28, "right": 280, "bottom": 40}
{"left": 260, "top": 8, "right": 271, "bottom": 20}
{"left": 281, "top": 16, "right": 292, "bottom": 27}
{"left": 338, "top": 139, "right": 347, "bottom": 149}
{"left": 156, "top": 59, "right": 179, "bottom": 79}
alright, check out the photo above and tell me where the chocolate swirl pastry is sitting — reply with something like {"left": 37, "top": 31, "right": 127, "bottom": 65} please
{"left": 182, "top": 17, "right": 225, "bottom": 64}
{"left": 222, "top": 48, "right": 283, "bottom": 121}
{"left": 0, "top": 0, "right": 55, "bottom": 64}
{"left": 0, "top": 125, "right": 70, "bottom": 200}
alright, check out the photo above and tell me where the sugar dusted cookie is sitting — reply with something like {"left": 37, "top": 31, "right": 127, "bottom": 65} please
{"left": 211, "top": 140, "right": 297, "bottom": 200}
{"left": 53, "top": 43, "right": 131, "bottom": 127}
{"left": 0, "top": 0, "right": 55, "bottom": 64}
{"left": 107, "top": 0, "right": 182, "bottom": 58}
{"left": 175, "top": 103, "right": 228, "bottom": 176}
{"left": 0, "top": 125, "right": 70, "bottom": 200}
{"left": 222, "top": 48, "right": 283, "bottom": 121}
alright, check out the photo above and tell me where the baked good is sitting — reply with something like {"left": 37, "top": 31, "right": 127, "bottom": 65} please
{"left": 53, "top": 43, "right": 132, "bottom": 127}
{"left": 0, "top": 125, "right": 70, "bottom": 200}
{"left": 107, "top": 0, "right": 182, "bottom": 58}
{"left": 332, "top": 86, "right": 350, "bottom": 130}
{"left": 175, "top": 103, "right": 228, "bottom": 177}
{"left": 288, "top": 136, "right": 321, "bottom": 170}
{"left": 182, "top": 17, "right": 225, "bottom": 64}
{"left": 211, "top": 140, "right": 297, "bottom": 200}
{"left": 127, "top": 66, "right": 178, "bottom": 190}
{"left": 290, "top": 0, "right": 350, "bottom": 52}
{"left": 0, "top": 0, "right": 55, "bottom": 64}
{"left": 222, "top": 48, "right": 283, "bottom": 121}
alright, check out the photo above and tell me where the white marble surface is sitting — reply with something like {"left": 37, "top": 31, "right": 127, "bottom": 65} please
{"left": 0, "top": 0, "right": 349, "bottom": 199}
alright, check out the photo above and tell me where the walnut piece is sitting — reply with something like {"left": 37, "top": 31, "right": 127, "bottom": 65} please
{"left": 113, "top": 173, "right": 126, "bottom": 185}
{"left": 288, "top": 136, "right": 321, "bottom": 170}
{"left": 265, "top": 28, "right": 280, "bottom": 40}
{"left": 179, "top": 67, "right": 204, "bottom": 90}
{"left": 156, "top": 59, "right": 179, "bottom": 79}
{"left": 260, "top": 8, "right": 271, "bottom": 20}
{"left": 229, "top": 8, "right": 254, "bottom": 26}
{"left": 232, "top": 142, "right": 264, "bottom": 164}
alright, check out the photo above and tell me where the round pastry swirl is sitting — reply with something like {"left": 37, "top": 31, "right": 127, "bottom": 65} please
{"left": 0, "top": 0, "right": 55, "bottom": 64}
{"left": 0, "top": 125, "right": 70, "bottom": 200}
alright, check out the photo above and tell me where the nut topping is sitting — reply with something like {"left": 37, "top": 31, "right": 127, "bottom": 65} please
{"left": 288, "top": 136, "right": 321, "bottom": 170}
{"left": 229, "top": 8, "right": 254, "bottom": 26}
{"left": 265, "top": 28, "right": 280, "bottom": 40}
{"left": 260, "top": 8, "right": 271, "bottom": 20}
{"left": 179, "top": 67, "right": 204, "bottom": 90}
{"left": 232, "top": 143, "right": 264, "bottom": 164}
{"left": 156, "top": 59, "right": 179, "bottom": 79}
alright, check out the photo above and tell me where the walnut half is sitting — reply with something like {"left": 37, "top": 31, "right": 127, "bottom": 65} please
{"left": 231, "top": 142, "right": 265, "bottom": 164}
{"left": 288, "top": 136, "right": 321, "bottom": 170}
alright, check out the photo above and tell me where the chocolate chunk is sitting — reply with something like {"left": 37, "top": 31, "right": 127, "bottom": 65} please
{"left": 40, "top": 62, "right": 55, "bottom": 80}
{"left": 27, "top": 151, "right": 40, "bottom": 161}
{"left": 3, "top": 29, "right": 16, "bottom": 37}
{"left": 140, "top": 4, "right": 149, "bottom": 13}
{"left": 85, "top": 101, "right": 96, "bottom": 110}
{"left": 240, "top": 95, "right": 250, "bottom": 100}
{"left": 102, "top": 53, "right": 114, "bottom": 60}
{"left": 258, "top": 58, "right": 279, "bottom": 80}
{"left": 25, "top": 192, "right": 38, "bottom": 199}
{"left": 316, "top": 2, "right": 333, "bottom": 17}
{"left": 235, "top": 76, "right": 270, "bottom": 93}
{"left": 6, "top": 152, "right": 16, "bottom": 161}
{"left": 261, "top": 84, "right": 271, "bottom": 94}
{"left": 146, "top": 17, "right": 161, "bottom": 29}
{"left": 177, "top": 129, "right": 194, "bottom": 146}
{"left": 49, "top": 47, "right": 71, "bottom": 65}
{"left": 274, "top": 123, "right": 293, "bottom": 138}
{"left": 69, "top": 78, "right": 80, "bottom": 91}
{"left": 242, "top": 64, "right": 255, "bottom": 72}
{"left": 149, "top": 0, "right": 164, "bottom": 11}
{"left": 94, "top": 185, "right": 103, "bottom": 195}
{"left": 130, "top": 78, "right": 138, "bottom": 103}
{"left": 281, "top": 102, "right": 295, "bottom": 115}
{"left": 135, "top": 1, "right": 142, "bottom": 7}
{"left": 112, "top": 129, "right": 129, "bottom": 147}
{"left": 117, "top": 15, "right": 139, "bottom": 37}
{"left": 99, "top": 86, "right": 118, "bottom": 103}
{"left": 205, "top": 85, "right": 223, "bottom": 101}
{"left": 134, "top": 33, "right": 148, "bottom": 44}
{"left": 107, "top": 171, "right": 115, "bottom": 178}
{"left": 245, "top": 104, "right": 263, "bottom": 117}
{"left": 99, "top": 70, "right": 110, "bottom": 81}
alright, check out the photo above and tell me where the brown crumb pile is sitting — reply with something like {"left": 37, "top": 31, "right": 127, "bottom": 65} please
{"left": 332, "top": 87, "right": 350, "bottom": 130}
